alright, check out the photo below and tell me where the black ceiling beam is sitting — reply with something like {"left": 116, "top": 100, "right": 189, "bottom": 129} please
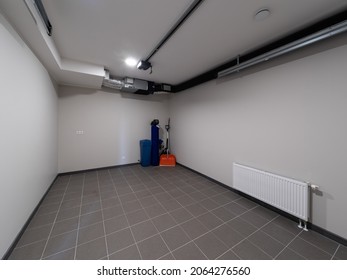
{"left": 173, "top": 9, "right": 347, "bottom": 93}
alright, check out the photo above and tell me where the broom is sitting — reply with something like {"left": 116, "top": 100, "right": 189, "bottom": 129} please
{"left": 160, "top": 118, "right": 176, "bottom": 167}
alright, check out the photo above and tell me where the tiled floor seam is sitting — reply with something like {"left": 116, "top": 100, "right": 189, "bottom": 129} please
{"left": 16, "top": 222, "right": 82, "bottom": 250}
{"left": 258, "top": 226, "right": 292, "bottom": 247}
{"left": 39, "top": 175, "right": 71, "bottom": 259}
{"left": 44, "top": 205, "right": 167, "bottom": 249}
{"left": 15, "top": 166, "right": 345, "bottom": 260}
{"left": 97, "top": 171, "right": 110, "bottom": 260}
{"left": 295, "top": 236, "right": 335, "bottom": 257}
{"left": 109, "top": 169, "right": 143, "bottom": 260}
{"left": 331, "top": 245, "right": 340, "bottom": 260}
{"left": 273, "top": 229, "right": 305, "bottom": 259}
{"left": 103, "top": 168, "right": 264, "bottom": 259}
{"left": 188, "top": 240, "right": 210, "bottom": 260}
{"left": 242, "top": 237, "right": 278, "bottom": 260}
{"left": 155, "top": 203, "right": 265, "bottom": 259}
{"left": 98, "top": 212, "right": 198, "bottom": 253}
{"left": 230, "top": 249, "right": 243, "bottom": 260}
{"left": 131, "top": 168, "right": 182, "bottom": 259}
{"left": 269, "top": 221, "right": 337, "bottom": 258}
{"left": 73, "top": 173, "right": 85, "bottom": 260}
{"left": 13, "top": 238, "right": 48, "bottom": 251}
{"left": 170, "top": 235, "right": 210, "bottom": 260}
{"left": 43, "top": 246, "right": 75, "bottom": 260}
{"left": 157, "top": 233, "right": 175, "bottom": 259}
{"left": 160, "top": 252, "right": 174, "bottom": 260}
{"left": 218, "top": 249, "right": 241, "bottom": 260}
{"left": 136, "top": 169, "right": 233, "bottom": 228}
{"left": 28, "top": 193, "right": 230, "bottom": 232}
{"left": 213, "top": 214, "right": 279, "bottom": 260}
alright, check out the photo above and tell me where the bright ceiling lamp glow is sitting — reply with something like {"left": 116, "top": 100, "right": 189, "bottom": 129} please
{"left": 125, "top": 57, "right": 137, "bottom": 67}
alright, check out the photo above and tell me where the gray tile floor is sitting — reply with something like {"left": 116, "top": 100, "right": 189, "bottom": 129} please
{"left": 9, "top": 165, "right": 347, "bottom": 260}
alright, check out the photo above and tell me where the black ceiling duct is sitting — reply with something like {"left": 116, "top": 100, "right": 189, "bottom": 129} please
{"left": 34, "top": 0, "right": 52, "bottom": 36}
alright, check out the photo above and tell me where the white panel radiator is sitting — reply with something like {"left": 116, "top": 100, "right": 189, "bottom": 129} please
{"left": 233, "top": 163, "right": 310, "bottom": 223}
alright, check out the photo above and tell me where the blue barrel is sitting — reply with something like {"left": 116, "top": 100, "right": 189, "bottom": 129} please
{"left": 140, "top": 140, "right": 151, "bottom": 167}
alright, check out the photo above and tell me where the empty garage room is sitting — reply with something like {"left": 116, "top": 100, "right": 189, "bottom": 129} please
{"left": 1, "top": 0, "right": 347, "bottom": 263}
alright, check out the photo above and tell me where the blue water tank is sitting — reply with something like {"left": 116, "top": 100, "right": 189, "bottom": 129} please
{"left": 151, "top": 125, "right": 160, "bottom": 166}
{"left": 140, "top": 140, "right": 151, "bottom": 167}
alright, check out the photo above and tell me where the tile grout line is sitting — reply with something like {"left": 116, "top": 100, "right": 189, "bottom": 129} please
{"left": 18, "top": 165, "right": 344, "bottom": 260}
{"left": 230, "top": 249, "right": 243, "bottom": 260}
{"left": 73, "top": 172, "right": 86, "bottom": 260}
{"left": 136, "top": 168, "right": 270, "bottom": 259}
{"left": 213, "top": 213, "right": 279, "bottom": 260}
{"left": 42, "top": 170, "right": 251, "bottom": 259}
{"left": 256, "top": 225, "right": 309, "bottom": 259}
{"left": 131, "top": 167, "right": 175, "bottom": 259}
{"left": 102, "top": 168, "right": 171, "bottom": 259}
{"left": 98, "top": 170, "right": 111, "bottom": 260}
{"left": 109, "top": 168, "right": 144, "bottom": 260}
{"left": 111, "top": 167, "right": 298, "bottom": 259}
{"left": 141, "top": 167, "right": 223, "bottom": 260}
{"left": 43, "top": 246, "right": 76, "bottom": 260}
{"left": 264, "top": 219, "right": 337, "bottom": 259}
{"left": 331, "top": 244, "right": 340, "bottom": 260}
{"left": 102, "top": 167, "right": 346, "bottom": 259}
{"left": 245, "top": 215, "right": 336, "bottom": 259}
{"left": 159, "top": 252, "right": 174, "bottom": 260}
{"left": 142, "top": 204, "right": 262, "bottom": 259}
{"left": 260, "top": 225, "right": 294, "bottom": 246}
{"left": 217, "top": 249, "right": 241, "bottom": 260}
{"left": 180, "top": 171, "right": 342, "bottom": 259}
{"left": 295, "top": 235, "right": 339, "bottom": 257}
{"left": 39, "top": 175, "right": 72, "bottom": 260}
{"left": 273, "top": 227, "right": 304, "bottom": 260}
{"left": 17, "top": 200, "right": 208, "bottom": 254}
{"left": 38, "top": 202, "right": 273, "bottom": 259}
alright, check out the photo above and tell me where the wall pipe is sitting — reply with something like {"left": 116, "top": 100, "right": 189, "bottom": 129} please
{"left": 218, "top": 20, "right": 347, "bottom": 78}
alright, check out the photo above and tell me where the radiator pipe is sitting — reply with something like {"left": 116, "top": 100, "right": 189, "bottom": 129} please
{"left": 298, "top": 220, "right": 308, "bottom": 231}
{"left": 308, "top": 182, "right": 320, "bottom": 191}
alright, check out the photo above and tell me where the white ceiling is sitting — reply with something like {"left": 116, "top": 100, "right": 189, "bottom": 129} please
{"left": 1, "top": 0, "right": 347, "bottom": 88}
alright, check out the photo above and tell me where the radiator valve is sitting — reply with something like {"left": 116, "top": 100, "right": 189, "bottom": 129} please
{"left": 308, "top": 183, "right": 319, "bottom": 191}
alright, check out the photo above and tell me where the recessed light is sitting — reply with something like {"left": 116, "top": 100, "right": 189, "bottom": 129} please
{"left": 125, "top": 57, "right": 137, "bottom": 67}
{"left": 254, "top": 8, "right": 271, "bottom": 21}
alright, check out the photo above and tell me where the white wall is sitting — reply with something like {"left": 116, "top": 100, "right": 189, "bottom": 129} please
{"left": 169, "top": 34, "right": 347, "bottom": 240}
{"left": 58, "top": 86, "right": 169, "bottom": 173}
{"left": 0, "top": 14, "right": 58, "bottom": 258}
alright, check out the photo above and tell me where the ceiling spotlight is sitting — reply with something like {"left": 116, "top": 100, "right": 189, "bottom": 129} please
{"left": 254, "top": 8, "right": 271, "bottom": 21}
{"left": 125, "top": 57, "right": 137, "bottom": 67}
{"left": 137, "top": 60, "right": 152, "bottom": 70}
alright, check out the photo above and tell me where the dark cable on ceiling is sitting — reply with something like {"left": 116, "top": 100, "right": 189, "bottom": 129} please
{"left": 34, "top": 0, "right": 52, "bottom": 36}
{"left": 137, "top": 0, "right": 205, "bottom": 73}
